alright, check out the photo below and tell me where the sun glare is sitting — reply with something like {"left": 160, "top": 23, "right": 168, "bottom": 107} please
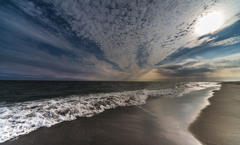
{"left": 196, "top": 12, "right": 223, "bottom": 35}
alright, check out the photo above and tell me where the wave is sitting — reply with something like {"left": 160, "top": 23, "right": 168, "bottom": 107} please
{"left": 0, "top": 82, "right": 220, "bottom": 143}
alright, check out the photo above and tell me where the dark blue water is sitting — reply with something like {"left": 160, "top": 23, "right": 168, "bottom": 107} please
{"left": 0, "top": 81, "right": 179, "bottom": 102}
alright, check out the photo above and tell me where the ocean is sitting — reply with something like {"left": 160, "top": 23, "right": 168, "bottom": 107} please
{"left": 0, "top": 81, "right": 220, "bottom": 144}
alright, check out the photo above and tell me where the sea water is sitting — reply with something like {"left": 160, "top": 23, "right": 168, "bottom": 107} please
{"left": 0, "top": 81, "right": 220, "bottom": 143}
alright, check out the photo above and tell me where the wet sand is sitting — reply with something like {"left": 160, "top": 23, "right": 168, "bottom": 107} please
{"left": 189, "top": 82, "right": 240, "bottom": 145}
{"left": 1, "top": 103, "right": 178, "bottom": 145}
{"left": 2, "top": 87, "right": 219, "bottom": 145}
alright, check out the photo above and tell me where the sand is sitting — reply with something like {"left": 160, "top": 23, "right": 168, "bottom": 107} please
{"left": 189, "top": 82, "right": 240, "bottom": 145}
{"left": 2, "top": 102, "right": 177, "bottom": 145}
{"left": 3, "top": 84, "right": 236, "bottom": 145}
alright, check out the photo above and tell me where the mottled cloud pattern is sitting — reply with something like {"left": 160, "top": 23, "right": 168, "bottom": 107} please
{"left": 0, "top": 0, "right": 240, "bottom": 81}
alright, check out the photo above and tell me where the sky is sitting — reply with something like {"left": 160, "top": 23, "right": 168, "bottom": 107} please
{"left": 0, "top": 0, "right": 240, "bottom": 81}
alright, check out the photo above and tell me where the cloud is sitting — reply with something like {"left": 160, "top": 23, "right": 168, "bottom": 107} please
{"left": 156, "top": 18, "right": 240, "bottom": 66}
{"left": 4, "top": 0, "right": 218, "bottom": 67}
{"left": 0, "top": 0, "right": 240, "bottom": 80}
{"left": 210, "top": 36, "right": 240, "bottom": 47}
{"left": 157, "top": 60, "right": 213, "bottom": 77}
{"left": 156, "top": 56, "right": 240, "bottom": 78}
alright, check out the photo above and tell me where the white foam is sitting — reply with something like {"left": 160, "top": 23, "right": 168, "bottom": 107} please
{"left": 0, "top": 82, "right": 220, "bottom": 143}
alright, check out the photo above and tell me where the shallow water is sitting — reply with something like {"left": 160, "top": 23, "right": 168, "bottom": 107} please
{"left": 0, "top": 81, "right": 220, "bottom": 143}
{"left": 139, "top": 87, "right": 220, "bottom": 145}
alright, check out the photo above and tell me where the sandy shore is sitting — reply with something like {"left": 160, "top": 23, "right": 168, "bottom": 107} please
{"left": 2, "top": 102, "right": 178, "bottom": 145}
{"left": 189, "top": 82, "right": 240, "bottom": 145}
{"left": 2, "top": 87, "right": 220, "bottom": 145}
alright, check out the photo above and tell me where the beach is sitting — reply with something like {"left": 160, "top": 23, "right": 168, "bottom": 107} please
{"left": 1, "top": 85, "right": 221, "bottom": 145}
{"left": 189, "top": 82, "right": 240, "bottom": 145}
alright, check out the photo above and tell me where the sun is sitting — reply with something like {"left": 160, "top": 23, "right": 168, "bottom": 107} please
{"left": 196, "top": 12, "right": 223, "bottom": 35}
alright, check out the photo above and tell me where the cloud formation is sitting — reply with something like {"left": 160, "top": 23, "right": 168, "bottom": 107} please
{"left": 0, "top": 0, "right": 240, "bottom": 80}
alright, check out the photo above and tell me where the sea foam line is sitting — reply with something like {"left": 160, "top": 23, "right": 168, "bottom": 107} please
{"left": 0, "top": 82, "right": 220, "bottom": 143}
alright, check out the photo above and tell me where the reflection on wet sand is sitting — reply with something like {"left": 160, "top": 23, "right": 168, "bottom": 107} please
{"left": 3, "top": 87, "right": 219, "bottom": 145}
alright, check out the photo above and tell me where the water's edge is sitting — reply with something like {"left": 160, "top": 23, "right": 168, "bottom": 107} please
{"left": 187, "top": 85, "right": 222, "bottom": 145}
{"left": 0, "top": 82, "right": 220, "bottom": 143}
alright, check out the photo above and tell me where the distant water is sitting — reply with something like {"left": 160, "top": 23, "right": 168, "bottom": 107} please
{"left": 0, "top": 81, "right": 193, "bottom": 102}
{"left": 0, "top": 81, "right": 220, "bottom": 143}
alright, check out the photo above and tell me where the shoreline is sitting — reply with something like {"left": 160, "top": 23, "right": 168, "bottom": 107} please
{"left": 1, "top": 87, "right": 220, "bottom": 145}
{"left": 189, "top": 82, "right": 240, "bottom": 145}
{"left": 188, "top": 87, "right": 220, "bottom": 145}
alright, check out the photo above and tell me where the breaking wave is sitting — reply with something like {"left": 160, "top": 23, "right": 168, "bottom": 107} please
{"left": 0, "top": 82, "right": 220, "bottom": 143}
